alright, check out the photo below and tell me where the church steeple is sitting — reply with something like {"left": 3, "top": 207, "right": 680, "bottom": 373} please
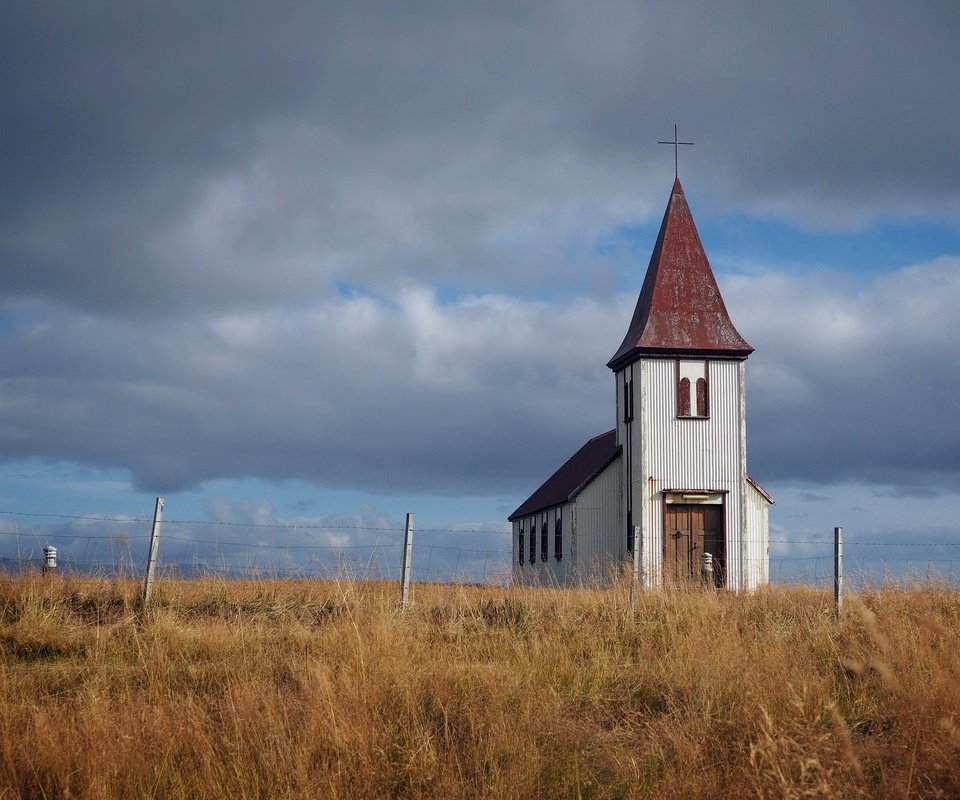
{"left": 607, "top": 179, "right": 752, "bottom": 371}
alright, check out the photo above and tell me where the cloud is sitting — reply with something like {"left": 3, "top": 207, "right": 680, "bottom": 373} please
{"left": 0, "top": 256, "right": 956, "bottom": 501}
{"left": 1, "top": 0, "right": 958, "bottom": 520}
{"left": 799, "top": 491, "right": 831, "bottom": 503}
{"left": 3, "top": 1, "right": 960, "bottom": 318}
{"left": 0, "top": 288, "right": 622, "bottom": 494}
{"left": 729, "top": 257, "right": 960, "bottom": 491}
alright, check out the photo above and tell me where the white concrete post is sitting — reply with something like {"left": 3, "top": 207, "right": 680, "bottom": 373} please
{"left": 42, "top": 546, "right": 57, "bottom": 574}
{"left": 701, "top": 551, "right": 714, "bottom": 587}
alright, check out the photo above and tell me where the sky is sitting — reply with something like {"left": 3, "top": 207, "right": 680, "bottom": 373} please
{"left": 2, "top": 0, "right": 959, "bottom": 584}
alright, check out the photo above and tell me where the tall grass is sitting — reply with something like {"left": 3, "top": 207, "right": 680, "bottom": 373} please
{"left": 1, "top": 573, "right": 959, "bottom": 798}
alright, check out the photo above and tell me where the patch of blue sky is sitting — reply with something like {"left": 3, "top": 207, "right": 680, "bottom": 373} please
{"left": 703, "top": 214, "right": 960, "bottom": 276}
{"left": 0, "top": 459, "right": 510, "bottom": 534}
{"left": 334, "top": 280, "right": 376, "bottom": 299}
{"left": 596, "top": 215, "right": 960, "bottom": 285}
{"left": 0, "top": 459, "right": 149, "bottom": 519}
{"left": 175, "top": 476, "right": 509, "bottom": 528}
{"left": 0, "top": 463, "right": 511, "bottom": 580}
{"left": 766, "top": 478, "right": 960, "bottom": 586}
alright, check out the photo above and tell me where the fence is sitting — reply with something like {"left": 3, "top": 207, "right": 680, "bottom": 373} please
{"left": 0, "top": 505, "right": 513, "bottom": 587}
{"left": 767, "top": 535, "right": 960, "bottom": 586}
{"left": 2, "top": 505, "right": 959, "bottom": 591}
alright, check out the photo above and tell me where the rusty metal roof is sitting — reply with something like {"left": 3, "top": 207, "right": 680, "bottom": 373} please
{"left": 607, "top": 178, "right": 753, "bottom": 370}
{"left": 508, "top": 430, "right": 621, "bottom": 521}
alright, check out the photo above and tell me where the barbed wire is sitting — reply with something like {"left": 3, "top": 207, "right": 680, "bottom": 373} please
{"left": 2, "top": 506, "right": 959, "bottom": 589}
{"left": 3, "top": 526, "right": 959, "bottom": 553}
{"left": 0, "top": 510, "right": 506, "bottom": 534}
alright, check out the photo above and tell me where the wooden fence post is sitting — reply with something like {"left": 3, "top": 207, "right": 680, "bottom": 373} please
{"left": 400, "top": 512, "right": 414, "bottom": 610}
{"left": 834, "top": 526, "right": 843, "bottom": 618}
{"left": 142, "top": 497, "right": 164, "bottom": 607}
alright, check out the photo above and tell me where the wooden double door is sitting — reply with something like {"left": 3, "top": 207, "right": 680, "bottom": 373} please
{"left": 664, "top": 504, "right": 724, "bottom": 587}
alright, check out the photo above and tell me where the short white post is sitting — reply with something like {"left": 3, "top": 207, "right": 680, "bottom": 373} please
{"left": 142, "top": 497, "right": 165, "bottom": 607}
{"left": 834, "top": 526, "right": 843, "bottom": 618}
{"left": 400, "top": 512, "right": 414, "bottom": 609}
{"left": 630, "top": 525, "right": 641, "bottom": 612}
{"left": 701, "top": 552, "right": 714, "bottom": 587}
{"left": 42, "top": 546, "right": 57, "bottom": 574}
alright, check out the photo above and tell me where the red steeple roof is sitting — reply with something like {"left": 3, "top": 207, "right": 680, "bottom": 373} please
{"left": 607, "top": 179, "right": 752, "bottom": 370}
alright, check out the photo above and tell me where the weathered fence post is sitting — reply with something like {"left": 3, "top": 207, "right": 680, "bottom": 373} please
{"left": 701, "top": 551, "right": 714, "bottom": 587}
{"left": 630, "top": 525, "right": 641, "bottom": 612}
{"left": 400, "top": 512, "right": 414, "bottom": 610}
{"left": 834, "top": 526, "right": 843, "bottom": 618}
{"left": 141, "top": 497, "right": 165, "bottom": 607}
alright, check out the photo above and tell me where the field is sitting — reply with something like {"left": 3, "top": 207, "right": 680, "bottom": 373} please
{"left": 1, "top": 574, "right": 959, "bottom": 799}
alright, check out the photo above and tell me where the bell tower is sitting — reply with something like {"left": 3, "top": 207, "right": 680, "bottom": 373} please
{"left": 607, "top": 179, "right": 769, "bottom": 589}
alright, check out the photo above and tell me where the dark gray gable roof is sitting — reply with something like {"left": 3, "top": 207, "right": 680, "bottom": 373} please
{"left": 508, "top": 430, "right": 621, "bottom": 521}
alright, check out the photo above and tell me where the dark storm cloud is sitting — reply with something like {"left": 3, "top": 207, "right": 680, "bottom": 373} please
{"left": 0, "top": 290, "right": 619, "bottom": 493}
{"left": 1, "top": 257, "right": 957, "bottom": 498}
{"left": 1, "top": 1, "right": 959, "bottom": 499}
{"left": 732, "top": 258, "right": 960, "bottom": 493}
{"left": 4, "top": 1, "right": 960, "bottom": 315}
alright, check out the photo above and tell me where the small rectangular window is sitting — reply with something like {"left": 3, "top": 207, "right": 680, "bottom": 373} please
{"left": 623, "top": 377, "right": 634, "bottom": 423}
{"left": 626, "top": 510, "right": 634, "bottom": 553}
{"left": 554, "top": 511, "right": 562, "bottom": 561}
{"left": 540, "top": 515, "right": 548, "bottom": 562}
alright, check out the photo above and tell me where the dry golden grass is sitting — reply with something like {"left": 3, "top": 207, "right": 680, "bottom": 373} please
{"left": 1, "top": 573, "right": 959, "bottom": 799}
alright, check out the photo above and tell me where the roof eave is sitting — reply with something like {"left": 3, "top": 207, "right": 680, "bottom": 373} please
{"left": 607, "top": 345, "right": 754, "bottom": 372}
{"left": 747, "top": 474, "right": 775, "bottom": 505}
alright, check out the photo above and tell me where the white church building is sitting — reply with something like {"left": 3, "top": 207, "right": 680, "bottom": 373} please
{"left": 509, "top": 178, "right": 772, "bottom": 591}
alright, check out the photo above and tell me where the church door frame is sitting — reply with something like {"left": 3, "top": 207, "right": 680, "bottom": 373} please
{"left": 662, "top": 492, "right": 726, "bottom": 587}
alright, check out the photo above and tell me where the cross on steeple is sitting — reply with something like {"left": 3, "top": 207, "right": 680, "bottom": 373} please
{"left": 658, "top": 124, "right": 694, "bottom": 178}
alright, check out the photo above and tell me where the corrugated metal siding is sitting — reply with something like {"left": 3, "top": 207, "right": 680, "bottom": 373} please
{"left": 636, "top": 358, "right": 747, "bottom": 590}
{"left": 617, "top": 364, "right": 633, "bottom": 579}
{"left": 744, "top": 481, "right": 770, "bottom": 588}
{"left": 570, "top": 457, "right": 622, "bottom": 585}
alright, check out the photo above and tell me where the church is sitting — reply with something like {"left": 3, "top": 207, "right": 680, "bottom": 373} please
{"left": 509, "top": 178, "right": 772, "bottom": 591}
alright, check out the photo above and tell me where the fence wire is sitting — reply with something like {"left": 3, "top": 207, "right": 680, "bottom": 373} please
{"left": 1, "top": 509, "right": 958, "bottom": 588}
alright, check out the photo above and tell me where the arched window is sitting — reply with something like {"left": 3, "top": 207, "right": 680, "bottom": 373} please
{"left": 554, "top": 512, "right": 562, "bottom": 561}
{"left": 696, "top": 377, "right": 708, "bottom": 417}
{"left": 678, "top": 377, "right": 691, "bottom": 417}
{"left": 626, "top": 510, "right": 633, "bottom": 553}
{"left": 541, "top": 515, "right": 548, "bottom": 562}
{"left": 529, "top": 518, "right": 536, "bottom": 564}
{"left": 678, "top": 360, "right": 709, "bottom": 419}
{"left": 518, "top": 523, "right": 524, "bottom": 565}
